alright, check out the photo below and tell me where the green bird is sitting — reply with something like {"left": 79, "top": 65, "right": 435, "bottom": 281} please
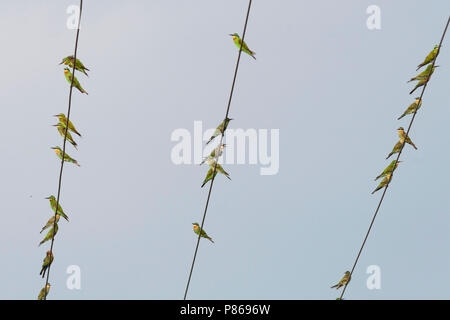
{"left": 200, "top": 144, "right": 226, "bottom": 165}
{"left": 386, "top": 141, "right": 403, "bottom": 160}
{"left": 64, "top": 67, "right": 88, "bottom": 94}
{"left": 201, "top": 160, "right": 231, "bottom": 187}
{"left": 40, "top": 214, "right": 60, "bottom": 234}
{"left": 45, "top": 195, "right": 69, "bottom": 222}
{"left": 40, "top": 250, "right": 54, "bottom": 278}
{"left": 372, "top": 173, "right": 392, "bottom": 194}
{"left": 416, "top": 45, "right": 440, "bottom": 71}
{"left": 54, "top": 122, "right": 78, "bottom": 149}
{"left": 409, "top": 76, "right": 430, "bottom": 95}
{"left": 408, "top": 65, "right": 439, "bottom": 83}
{"left": 37, "top": 283, "right": 51, "bottom": 300}
{"left": 192, "top": 222, "right": 214, "bottom": 243}
{"left": 375, "top": 160, "right": 402, "bottom": 181}
{"left": 229, "top": 33, "right": 256, "bottom": 60}
{"left": 51, "top": 146, "right": 80, "bottom": 167}
{"left": 398, "top": 98, "right": 422, "bottom": 120}
{"left": 206, "top": 118, "right": 233, "bottom": 145}
{"left": 54, "top": 113, "right": 82, "bottom": 137}
{"left": 331, "top": 271, "right": 351, "bottom": 289}
{"left": 398, "top": 127, "right": 417, "bottom": 150}
{"left": 60, "top": 56, "right": 90, "bottom": 76}
{"left": 39, "top": 224, "right": 58, "bottom": 246}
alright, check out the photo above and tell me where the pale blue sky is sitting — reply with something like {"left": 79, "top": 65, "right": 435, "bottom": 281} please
{"left": 1, "top": 1, "right": 450, "bottom": 299}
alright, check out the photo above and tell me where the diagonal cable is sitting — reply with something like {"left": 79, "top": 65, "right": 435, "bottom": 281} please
{"left": 339, "top": 16, "right": 450, "bottom": 300}
{"left": 43, "top": 0, "right": 84, "bottom": 299}
{"left": 183, "top": 0, "right": 253, "bottom": 300}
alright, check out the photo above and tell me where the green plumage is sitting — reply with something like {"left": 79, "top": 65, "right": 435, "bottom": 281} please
{"left": 64, "top": 67, "right": 88, "bottom": 94}
{"left": 200, "top": 144, "right": 226, "bottom": 165}
{"left": 398, "top": 98, "right": 422, "bottom": 120}
{"left": 398, "top": 127, "right": 417, "bottom": 150}
{"left": 372, "top": 173, "right": 392, "bottom": 194}
{"left": 39, "top": 224, "right": 58, "bottom": 246}
{"left": 331, "top": 271, "right": 351, "bottom": 289}
{"left": 192, "top": 222, "right": 214, "bottom": 243}
{"left": 375, "top": 160, "right": 401, "bottom": 181}
{"left": 52, "top": 146, "right": 80, "bottom": 167}
{"left": 60, "top": 56, "right": 89, "bottom": 76}
{"left": 229, "top": 33, "right": 256, "bottom": 60}
{"left": 40, "top": 214, "right": 60, "bottom": 234}
{"left": 408, "top": 65, "right": 438, "bottom": 83}
{"left": 40, "top": 251, "right": 54, "bottom": 278}
{"left": 416, "top": 45, "right": 440, "bottom": 71}
{"left": 54, "top": 122, "right": 78, "bottom": 149}
{"left": 46, "top": 195, "right": 69, "bottom": 222}
{"left": 37, "top": 284, "right": 51, "bottom": 300}
{"left": 409, "top": 76, "right": 429, "bottom": 95}
{"left": 206, "top": 118, "right": 232, "bottom": 145}
{"left": 201, "top": 160, "right": 231, "bottom": 188}
{"left": 54, "top": 113, "right": 82, "bottom": 137}
{"left": 386, "top": 141, "right": 403, "bottom": 160}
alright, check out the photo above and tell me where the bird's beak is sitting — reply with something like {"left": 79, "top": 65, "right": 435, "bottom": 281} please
{"left": 45, "top": 197, "right": 50, "bottom": 199}
{"left": 229, "top": 34, "right": 233, "bottom": 36}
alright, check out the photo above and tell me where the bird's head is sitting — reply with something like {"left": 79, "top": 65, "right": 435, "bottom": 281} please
{"left": 45, "top": 195, "right": 55, "bottom": 201}
{"left": 397, "top": 127, "right": 404, "bottom": 131}
{"left": 51, "top": 146, "right": 62, "bottom": 152}
{"left": 53, "top": 113, "right": 65, "bottom": 118}
{"left": 229, "top": 33, "right": 239, "bottom": 38}
{"left": 345, "top": 271, "right": 351, "bottom": 276}
{"left": 64, "top": 67, "right": 70, "bottom": 73}
{"left": 192, "top": 222, "right": 199, "bottom": 229}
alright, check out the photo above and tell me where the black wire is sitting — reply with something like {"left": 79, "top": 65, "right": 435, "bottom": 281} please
{"left": 43, "top": 0, "right": 84, "bottom": 300}
{"left": 339, "top": 16, "right": 450, "bottom": 300}
{"left": 183, "top": 0, "right": 253, "bottom": 300}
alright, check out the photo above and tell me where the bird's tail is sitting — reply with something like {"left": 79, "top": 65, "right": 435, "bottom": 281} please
{"left": 397, "top": 113, "right": 405, "bottom": 120}
{"left": 75, "top": 162, "right": 81, "bottom": 167}
{"left": 208, "top": 237, "right": 214, "bottom": 243}
{"left": 409, "top": 86, "right": 418, "bottom": 95}
{"left": 386, "top": 153, "right": 393, "bottom": 160}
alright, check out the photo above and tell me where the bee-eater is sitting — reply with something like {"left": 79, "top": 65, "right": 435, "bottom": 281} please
{"left": 40, "top": 251, "right": 54, "bottom": 278}
{"left": 39, "top": 224, "right": 58, "bottom": 246}
{"left": 372, "top": 173, "right": 392, "bottom": 194}
{"left": 409, "top": 76, "right": 430, "bottom": 95}
{"left": 398, "top": 98, "right": 422, "bottom": 120}
{"left": 408, "top": 65, "right": 438, "bottom": 83}
{"left": 398, "top": 127, "right": 417, "bottom": 150}
{"left": 416, "top": 45, "right": 440, "bottom": 71}
{"left": 64, "top": 68, "right": 88, "bottom": 94}
{"left": 201, "top": 160, "right": 231, "bottom": 187}
{"left": 386, "top": 141, "right": 404, "bottom": 160}
{"left": 51, "top": 146, "right": 80, "bottom": 167}
{"left": 60, "top": 56, "right": 90, "bottom": 76}
{"left": 37, "top": 283, "right": 51, "bottom": 300}
{"left": 200, "top": 144, "right": 226, "bottom": 165}
{"left": 206, "top": 118, "right": 233, "bottom": 145}
{"left": 54, "top": 113, "right": 82, "bottom": 137}
{"left": 54, "top": 123, "right": 78, "bottom": 149}
{"left": 375, "top": 160, "right": 402, "bottom": 181}
{"left": 331, "top": 271, "right": 351, "bottom": 289}
{"left": 45, "top": 196, "right": 69, "bottom": 222}
{"left": 192, "top": 222, "right": 214, "bottom": 243}
{"left": 229, "top": 33, "right": 256, "bottom": 60}
{"left": 40, "top": 214, "right": 60, "bottom": 234}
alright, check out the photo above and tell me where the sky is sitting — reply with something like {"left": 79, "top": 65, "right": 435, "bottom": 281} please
{"left": 1, "top": 0, "right": 450, "bottom": 300}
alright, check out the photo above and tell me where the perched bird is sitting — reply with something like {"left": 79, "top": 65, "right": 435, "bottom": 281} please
{"left": 408, "top": 65, "right": 438, "bottom": 83}
{"left": 372, "top": 173, "right": 392, "bottom": 194}
{"left": 229, "top": 33, "right": 256, "bottom": 60}
{"left": 192, "top": 222, "right": 214, "bottom": 243}
{"left": 398, "top": 127, "right": 417, "bottom": 150}
{"left": 64, "top": 67, "right": 88, "bottom": 94}
{"left": 39, "top": 224, "right": 58, "bottom": 246}
{"left": 54, "top": 113, "right": 82, "bottom": 137}
{"left": 409, "top": 76, "right": 430, "bottom": 95}
{"left": 37, "top": 283, "right": 51, "bottom": 300}
{"left": 40, "top": 214, "right": 60, "bottom": 234}
{"left": 40, "top": 251, "right": 54, "bottom": 278}
{"left": 60, "top": 56, "right": 90, "bottom": 76}
{"left": 398, "top": 98, "right": 422, "bottom": 120}
{"left": 201, "top": 160, "right": 231, "bottom": 187}
{"left": 51, "top": 146, "right": 80, "bottom": 167}
{"left": 416, "top": 45, "right": 440, "bottom": 71}
{"left": 45, "top": 195, "right": 69, "bottom": 222}
{"left": 206, "top": 118, "right": 233, "bottom": 145}
{"left": 375, "top": 160, "right": 402, "bottom": 181}
{"left": 331, "top": 271, "right": 351, "bottom": 289}
{"left": 54, "top": 123, "right": 78, "bottom": 149}
{"left": 200, "top": 144, "right": 226, "bottom": 165}
{"left": 386, "top": 141, "right": 403, "bottom": 160}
